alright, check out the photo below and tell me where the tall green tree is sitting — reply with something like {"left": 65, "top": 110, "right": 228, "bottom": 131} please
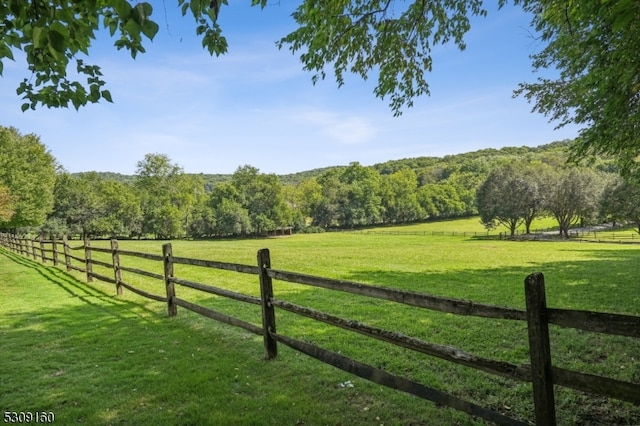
{"left": 380, "top": 167, "right": 423, "bottom": 223}
{"left": 338, "top": 162, "right": 383, "bottom": 227}
{"left": 516, "top": 0, "right": 640, "bottom": 174}
{"left": 476, "top": 164, "right": 541, "bottom": 236}
{"left": 0, "top": 184, "right": 17, "bottom": 222}
{"left": 313, "top": 169, "right": 347, "bottom": 228}
{"left": 295, "top": 178, "right": 324, "bottom": 224}
{"left": 600, "top": 178, "right": 640, "bottom": 233}
{"left": 544, "top": 167, "right": 605, "bottom": 238}
{"left": 206, "top": 182, "right": 249, "bottom": 236}
{"left": 228, "top": 165, "right": 291, "bottom": 235}
{"left": 46, "top": 172, "right": 141, "bottom": 238}
{"left": 135, "top": 153, "right": 198, "bottom": 238}
{"left": 97, "top": 179, "right": 142, "bottom": 237}
{"left": 0, "top": 126, "right": 57, "bottom": 229}
{"left": 417, "top": 182, "right": 466, "bottom": 219}
{"left": 48, "top": 172, "right": 102, "bottom": 237}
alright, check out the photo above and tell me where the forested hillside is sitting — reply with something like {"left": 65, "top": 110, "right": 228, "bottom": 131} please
{"left": 3, "top": 126, "right": 635, "bottom": 240}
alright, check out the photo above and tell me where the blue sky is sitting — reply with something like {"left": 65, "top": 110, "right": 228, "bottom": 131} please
{"left": 0, "top": 2, "right": 580, "bottom": 175}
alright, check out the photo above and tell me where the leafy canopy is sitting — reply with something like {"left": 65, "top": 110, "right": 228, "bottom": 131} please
{"left": 0, "top": 0, "right": 230, "bottom": 111}
{"left": 515, "top": 0, "right": 640, "bottom": 173}
{"left": 1, "top": 0, "right": 485, "bottom": 115}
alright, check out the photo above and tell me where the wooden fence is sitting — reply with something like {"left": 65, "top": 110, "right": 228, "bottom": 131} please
{"left": 351, "top": 228, "right": 640, "bottom": 243}
{"left": 0, "top": 233, "right": 638, "bottom": 425}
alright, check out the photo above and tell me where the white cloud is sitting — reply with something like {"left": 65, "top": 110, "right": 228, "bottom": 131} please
{"left": 293, "top": 109, "right": 377, "bottom": 145}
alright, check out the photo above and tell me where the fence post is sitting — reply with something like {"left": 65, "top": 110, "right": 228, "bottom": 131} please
{"left": 31, "top": 237, "right": 37, "bottom": 259}
{"left": 84, "top": 237, "right": 93, "bottom": 282}
{"left": 111, "top": 239, "right": 123, "bottom": 296}
{"left": 257, "top": 248, "right": 277, "bottom": 360}
{"left": 62, "top": 236, "right": 71, "bottom": 272}
{"left": 52, "top": 237, "right": 59, "bottom": 266}
{"left": 39, "top": 235, "right": 46, "bottom": 264}
{"left": 525, "top": 272, "right": 557, "bottom": 426}
{"left": 163, "top": 243, "right": 177, "bottom": 317}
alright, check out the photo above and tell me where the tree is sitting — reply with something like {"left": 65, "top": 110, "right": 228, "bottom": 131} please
{"left": 97, "top": 179, "right": 142, "bottom": 237}
{"left": 312, "top": 169, "right": 347, "bottom": 228}
{"left": 0, "top": 0, "right": 221, "bottom": 110}
{"left": 516, "top": 0, "right": 640, "bottom": 175}
{"left": 0, "top": 184, "right": 17, "bottom": 222}
{"left": 280, "top": 0, "right": 487, "bottom": 115}
{"left": 295, "top": 178, "right": 323, "bottom": 223}
{"left": 2, "top": 0, "right": 485, "bottom": 115}
{"left": 48, "top": 172, "right": 103, "bottom": 237}
{"left": 338, "top": 162, "right": 383, "bottom": 227}
{"left": 476, "top": 164, "right": 541, "bottom": 237}
{"left": 380, "top": 168, "right": 423, "bottom": 223}
{"left": 46, "top": 172, "right": 142, "bottom": 238}
{"left": 135, "top": 153, "right": 198, "bottom": 238}
{"left": 227, "top": 165, "right": 291, "bottom": 235}
{"left": 213, "top": 198, "right": 253, "bottom": 237}
{"left": 187, "top": 197, "right": 216, "bottom": 238}
{"left": 417, "top": 182, "right": 466, "bottom": 219}
{"left": 0, "top": 126, "right": 57, "bottom": 229}
{"left": 600, "top": 178, "right": 640, "bottom": 233}
{"left": 544, "top": 167, "right": 604, "bottom": 238}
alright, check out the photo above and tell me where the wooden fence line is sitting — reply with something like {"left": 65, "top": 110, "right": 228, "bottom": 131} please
{"left": 0, "top": 233, "right": 638, "bottom": 426}
{"left": 349, "top": 227, "right": 640, "bottom": 244}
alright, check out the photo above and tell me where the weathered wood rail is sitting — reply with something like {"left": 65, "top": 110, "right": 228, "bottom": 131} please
{"left": 0, "top": 233, "right": 638, "bottom": 426}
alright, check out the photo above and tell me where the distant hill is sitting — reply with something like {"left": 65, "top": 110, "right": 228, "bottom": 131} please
{"left": 74, "top": 140, "right": 613, "bottom": 189}
{"left": 72, "top": 166, "right": 347, "bottom": 188}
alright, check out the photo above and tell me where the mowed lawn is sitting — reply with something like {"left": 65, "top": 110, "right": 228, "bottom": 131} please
{"left": 2, "top": 219, "right": 639, "bottom": 425}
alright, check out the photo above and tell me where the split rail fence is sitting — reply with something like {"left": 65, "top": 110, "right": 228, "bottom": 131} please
{"left": 1, "top": 233, "right": 639, "bottom": 426}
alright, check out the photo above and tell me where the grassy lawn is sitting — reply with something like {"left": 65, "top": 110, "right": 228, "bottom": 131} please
{"left": 2, "top": 219, "right": 640, "bottom": 425}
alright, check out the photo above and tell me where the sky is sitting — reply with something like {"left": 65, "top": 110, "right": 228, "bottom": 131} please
{"left": 0, "top": 2, "right": 581, "bottom": 176}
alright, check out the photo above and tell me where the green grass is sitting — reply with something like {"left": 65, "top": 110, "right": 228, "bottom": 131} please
{"left": 2, "top": 220, "right": 640, "bottom": 425}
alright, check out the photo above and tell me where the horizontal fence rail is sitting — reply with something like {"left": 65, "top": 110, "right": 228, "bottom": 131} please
{"left": 267, "top": 268, "right": 528, "bottom": 320}
{"left": 348, "top": 227, "right": 640, "bottom": 244}
{"left": 0, "top": 232, "right": 638, "bottom": 426}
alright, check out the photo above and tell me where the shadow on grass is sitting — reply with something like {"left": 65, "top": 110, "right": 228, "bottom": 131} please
{"left": 2, "top": 249, "right": 161, "bottom": 322}
{"left": 1, "top": 250, "right": 483, "bottom": 426}
{"left": 3, "top": 245, "right": 639, "bottom": 425}
{"left": 342, "top": 247, "right": 640, "bottom": 314}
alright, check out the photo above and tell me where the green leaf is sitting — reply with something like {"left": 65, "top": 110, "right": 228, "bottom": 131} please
{"left": 32, "top": 27, "right": 47, "bottom": 49}
{"left": 48, "top": 29, "right": 66, "bottom": 53}
{"left": 21, "top": 103, "right": 29, "bottom": 112}
{"left": 124, "top": 18, "right": 142, "bottom": 38}
{"left": 101, "top": 90, "right": 113, "bottom": 103}
{"left": 141, "top": 21, "right": 159, "bottom": 40}
{"left": 49, "top": 22, "right": 70, "bottom": 40}
{"left": 71, "top": 96, "right": 83, "bottom": 110}
{"left": 0, "top": 43, "right": 14, "bottom": 61}
{"left": 112, "top": 0, "right": 132, "bottom": 18}
{"left": 136, "top": 2, "right": 153, "bottom": 19}
{"left": 47, "top": 44, "right": 66, "bottom": 63}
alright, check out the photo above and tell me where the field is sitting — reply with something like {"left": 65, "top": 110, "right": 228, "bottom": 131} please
{"left": 2, "top": 217, "right": 639, "bottom": 425}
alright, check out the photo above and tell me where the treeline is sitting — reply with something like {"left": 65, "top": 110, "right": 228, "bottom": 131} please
{"left": 1, "top": 125, "right": 637, "bottom": 239}
{"left": 476, "top": 162, "right": 640, "bottom": 237}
